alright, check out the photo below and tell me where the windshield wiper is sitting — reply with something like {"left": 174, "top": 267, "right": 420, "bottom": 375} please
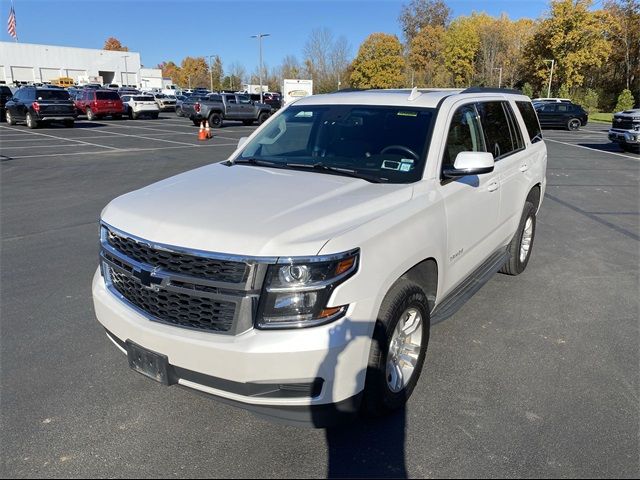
{"left": 226, "top": 158, "right": 284, "bottom": 168}
{"left": 285, "top": 162, "right": 385, "bottom": 183}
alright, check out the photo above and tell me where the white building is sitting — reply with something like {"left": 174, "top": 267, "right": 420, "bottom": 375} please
{"left": 0, "top": 42, "right": 142, "bottom": 86}
{"left": 139, "top": 68, "right": 173, "bottom": 90}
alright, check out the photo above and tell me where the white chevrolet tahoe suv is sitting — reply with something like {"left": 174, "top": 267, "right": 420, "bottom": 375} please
{"left": 93, "top": 87, "right": 547, "bottom": 427}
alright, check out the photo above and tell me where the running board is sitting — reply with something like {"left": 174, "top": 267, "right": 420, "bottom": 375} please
{"left": 430, "top": 249, "right": 509, "bottom": 325}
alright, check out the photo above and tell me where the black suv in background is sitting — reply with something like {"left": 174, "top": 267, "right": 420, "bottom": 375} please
{"left": 5, "top": 86, "right": 76, "bottom": 128}
{"left": 0, "top": 85, "right": 13, "bottom": 121}
{"left": 534, "top": 102, "right": 588, "bottom": 130}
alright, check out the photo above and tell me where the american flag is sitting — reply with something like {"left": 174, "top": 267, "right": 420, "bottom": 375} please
{"left": 7, "top": 2, "right": 17, "bottom": 40}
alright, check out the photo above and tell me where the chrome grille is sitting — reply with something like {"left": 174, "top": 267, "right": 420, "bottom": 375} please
{"left": 107, "top": 229, "right": 248, "bottom": 283}
{"left": 107, "top": 266, "right": 236, "bottom": 332}
{"left": 612, "top": 117, "right": 639, "bottom": 131}
{"left": 100, "top": 224, "right": 267, "bottom": 335}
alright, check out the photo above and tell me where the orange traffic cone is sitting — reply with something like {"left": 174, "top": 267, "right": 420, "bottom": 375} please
{"left": 198, "top": 121, "right": 207, "bottom": 141}
{"left": 205, "top": 120, "right": 212, "bottom": 139}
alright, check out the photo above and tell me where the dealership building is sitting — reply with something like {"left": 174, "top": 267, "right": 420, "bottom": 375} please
{"left": 0, "top": 41, "right": 166, "bottom": 88}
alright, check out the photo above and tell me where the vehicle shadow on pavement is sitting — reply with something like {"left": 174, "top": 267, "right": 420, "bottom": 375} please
{"left": 312, "top": 320, "right": 408, "bottom": 479}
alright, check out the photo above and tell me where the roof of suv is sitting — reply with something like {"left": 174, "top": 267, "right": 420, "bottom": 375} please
{"left": 293, "top": 87, "right": 529, "bottom": 109}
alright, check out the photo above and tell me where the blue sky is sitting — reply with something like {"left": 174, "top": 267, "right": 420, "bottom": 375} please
{"left": 2, "top": 0, "right": 551, "bottom": 73}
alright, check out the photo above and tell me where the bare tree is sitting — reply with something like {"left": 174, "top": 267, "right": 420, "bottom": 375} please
{"left": 303, "top": 28, "right": 352, "bottom": 93}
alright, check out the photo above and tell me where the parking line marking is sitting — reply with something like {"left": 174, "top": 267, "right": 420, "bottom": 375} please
{"left": 1, "top": 143, "right": 95, "bottom": 150}
{"left": 84, "top": 128, "right": 200, "bottom": 147}
{"left": 0, "top": 125, "right": 120, "bottom": 150}
{"left": 3, "top": 142, "right": 237, "bottom": 159}
{"left": 544, "top": 138, "right": 639, "bottom": 161}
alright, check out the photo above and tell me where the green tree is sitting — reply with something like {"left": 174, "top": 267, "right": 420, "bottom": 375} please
{"left": 521, "top": 82, "right": 534, "bottom": 98}
{"left": 605, "top": 0, "right": 640, "bottom": 91}
{"left": 615, "top": 88, "right": 636, "bottom": 111}
{"left": 350, "top": 33, "right": 406, "bottom": 89}
{"left": 444, "top": 17, "right": 480, "bottom": 87}
{"left": 210, "top": 56, "right": 223, "bottom": 91}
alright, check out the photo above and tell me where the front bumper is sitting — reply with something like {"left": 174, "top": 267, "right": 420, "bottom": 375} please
{"left": 609, "top": 129, "right": 640, "bottom": 144}
{"left": 92, "top": 269, "right": 374, "bottom": 426}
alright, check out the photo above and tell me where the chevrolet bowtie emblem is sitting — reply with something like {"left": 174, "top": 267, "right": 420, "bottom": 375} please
{"left": 132, "top": 267, "right": 162, "bottom": 289}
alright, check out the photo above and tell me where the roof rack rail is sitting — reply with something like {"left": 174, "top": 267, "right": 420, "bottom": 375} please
{"left": 462, "top": 87, "right": 523, "bottom": 95}
{"left": 331, "top": 88, "right": 367, "bottom": 93}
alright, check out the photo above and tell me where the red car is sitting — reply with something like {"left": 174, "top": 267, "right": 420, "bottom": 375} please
{"left": 75, "top": 89, "right": 123, "bottom": 120}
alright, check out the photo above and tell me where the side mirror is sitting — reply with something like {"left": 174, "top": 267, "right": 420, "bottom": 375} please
{"left": 443, "top": 152, "right": 494, "bottom": 178}
{"left": 238, "top": 137, "right": 249, "bottom": 149}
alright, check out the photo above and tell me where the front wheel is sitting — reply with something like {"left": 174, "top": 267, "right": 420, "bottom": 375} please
{"left": 176, "top": 107, "right": 183, "bottom": 117}
{"left": 500, "top": 201, "right": 537, "bottom": 275}
{"left": 362, "top": 279, "right": 430, "bottom": 417}
{"left": 86, "top": 108, "right": 95, "bottom": 121}
{"left": 567, "top": 118, "right": 581, "bottom": 131}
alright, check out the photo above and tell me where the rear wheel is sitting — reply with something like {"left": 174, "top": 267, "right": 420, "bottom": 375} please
{"left": 362, "top": 279, "right": 430, "bottom": 417}
{"left": 208, "top": 112, "right": 223, "bottom": 128}
{"left": 257, "top": 112, "right": 269, "bottom": 125}
{"left": 192, "top": 118, "right": 200, "bottom": 126}
{"left": 567, "top": 118, "right": 581, "bottom": 131}
{"left": 6, "top": 110, "right": 15, "bottom": 125}
{"left": 64, "top": 119, "right": 74, "bottom": 128}
{"left": 500, "top": 201, "right": 537, "bottom": 275}
{"left": 26, "top": 112, "right": 39, "bottom": 129}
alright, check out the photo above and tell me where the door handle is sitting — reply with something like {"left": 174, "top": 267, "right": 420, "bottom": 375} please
{"left": 488, "top": 181, "right": 500, "bottom": 192}
{"left": 519, "top": 164, "right": 529, "bottom": 172}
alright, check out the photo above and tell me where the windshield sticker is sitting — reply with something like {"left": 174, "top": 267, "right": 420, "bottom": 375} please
{"left": 397, "top": 111, "right": 418, "bottom": 117}
{"left": 382, "top": 159, "right": 414, "bottom": 172}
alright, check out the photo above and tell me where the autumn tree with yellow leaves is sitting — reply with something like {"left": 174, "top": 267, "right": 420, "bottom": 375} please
{"left": 350, "top": 33, "right": 406, "bottom": 89}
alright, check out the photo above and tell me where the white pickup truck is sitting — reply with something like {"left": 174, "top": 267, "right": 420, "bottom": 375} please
{"left": 93, "top": 87, "right": 547, "bottom": 427}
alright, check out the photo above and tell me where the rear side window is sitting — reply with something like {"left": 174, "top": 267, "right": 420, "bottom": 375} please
{"left": 476, "top": 101, "right": 515, "bottom": 159}
{"left": 442, "top": 103, "right": 486, "bottom": 171}
{"left": 516, "top": 101, "right": 543, "bottom": 143}
{"left": 96, "top": 91, "right": 120, "bottom": 100}
{"left": 207, "top": 94, "right": 222, "bottom": 102}
{"left": 502, "top": 102, "right": 525, "bottom": 152}
{"left": 36, "top": 90, "right": 70, "bottom": 101}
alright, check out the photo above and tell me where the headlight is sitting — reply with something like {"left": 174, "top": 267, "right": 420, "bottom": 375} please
{"left": 256, "top": 249, "right": 359, "bottom": 329}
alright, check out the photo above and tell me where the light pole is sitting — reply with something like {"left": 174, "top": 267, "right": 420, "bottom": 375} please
{"left": 122, "top": 55, "right": 130, "bottom": 86}
{"left": 207, "top": 55, "right": 215, "bottom": 92}
{"left": 493, "top": 67, "right": 503, "bottom": 88}
{"left": 544, "top": 59, "right": 555, "bottom": 98}
{"left": 251, "top": 33, "right": 270, "bottom": 103}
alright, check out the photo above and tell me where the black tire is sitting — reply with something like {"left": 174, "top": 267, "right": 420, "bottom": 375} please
{"left": 176, "top": 107, "right": 183, "bottom": 117}
{"left": 86, "top": 108, "right": 95, "bottom": 121}
{"left": 26, "top": 112, "right": 39, "bottom": 129}
{"left": 128, "top": 108, "right": 134, "bottom": 120}
{"left": 208, "top": 112, "right": 223, "bottom": 128}
{"left": 132, "top": 111, "right": 139, "bottom": 120}
{"left": 242, "top": 119, "right": 254, "bottom": 126}
{"left": 64, "top": 119, "right": 74, "bottom": 128}
{"left": 151, "top": 112, "right": 159, "bottom": 119}
{"left": 257, "top": 112, "right": 269, "bottom": 125}
{"left": 113, "top": 114, "right": 122, "bottom": 120}
{"left": 500, "top": 201, "right": 537, "bottom": 275}
{"left": 6, "top": 109, "right": 15, "bottom": 125}
{"left": 362, "top": 279, "right": 430, "bottom": 417}
{"left": 192, "top": 118, "right": 200, "bottom": 126}
{"left": 567, "top": 118, "right": 581, "bottom": 131}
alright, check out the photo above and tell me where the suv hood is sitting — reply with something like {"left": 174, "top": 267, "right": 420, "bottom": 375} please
{"left": 101, "top": 163, "right": 414, "bottom": 257}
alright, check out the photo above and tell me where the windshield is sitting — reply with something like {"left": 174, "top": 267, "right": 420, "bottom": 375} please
{"left": 133, "top": 96, "right": 154, "bottom": 101}
{"left": 238, "top": 105, "right": 435, "bottom": 183}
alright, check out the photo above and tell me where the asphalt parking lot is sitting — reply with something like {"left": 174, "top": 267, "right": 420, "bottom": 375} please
{"left": 1, "top": 116, "right": 638, "bottom": 478}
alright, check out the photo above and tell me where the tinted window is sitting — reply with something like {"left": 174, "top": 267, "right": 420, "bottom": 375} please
{"left": 96, "top": 91, "right": 120, "bottom": 100}
{"left": 477, "top": 101, "right": 515, "bottom": 159}
{"left": 133, "top": 96, "right": 154, "bottom": 101}
{"left": 516, "top": 101, "right": 543, "bottom": 143}
{"left": 238, "top": 95, "right": 252, "bottom": 104}
{"left": 36, "top": 89, "right": 70, "bottom": 101}
{"left": 226, "top": 95, "right": 237, "bottom": 104}
{"left": 556, "top": 104, "right": 569, "bottom": 113}
{"left": 207, "top": 94, "right": 222, "bottom": 102}
{"left": 503, "top": 103, "right": 525, "bottom": 151}
{"left": 443, "top": 104, "right": 485, "bottom": 171}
